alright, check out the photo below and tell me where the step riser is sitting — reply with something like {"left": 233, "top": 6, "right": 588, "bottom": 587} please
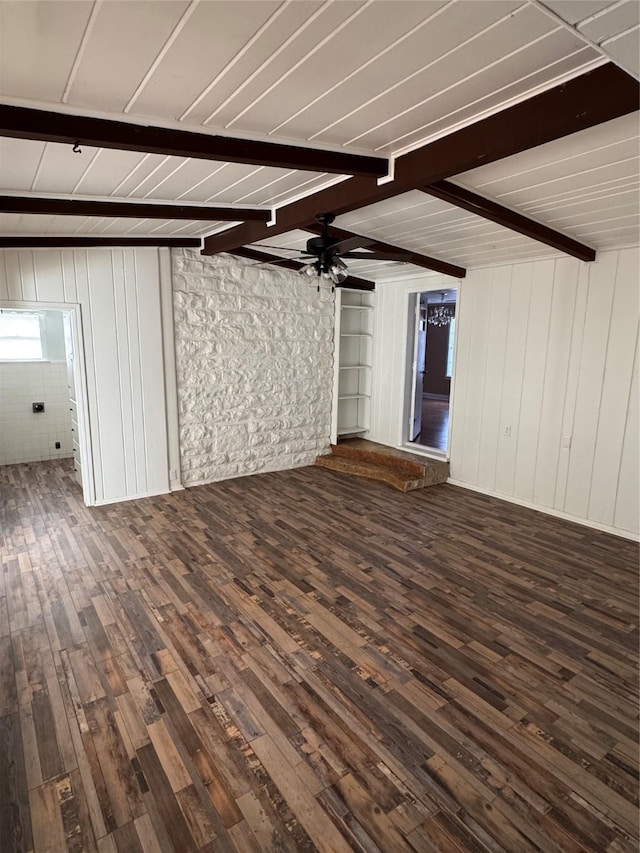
{"left": 330, "top": 444, "right": 426, "bottom": 478}
{"left": 316, "top": 456, "right": 423, "bottom": 492}
{"left": 316, "top": 440, "right": 449, "bottom": 492}
{"left": 330, "top": 444, "right": 449, "bottom": 481}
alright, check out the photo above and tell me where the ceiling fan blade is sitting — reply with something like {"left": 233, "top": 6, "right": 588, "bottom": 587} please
{"left": 247, "top": 255, "right": 309, "bottom": 267}
{"left": 332, "top": 235, "right": 375, "bottom": 254}
{"left": 251, "top": 243, "right": 301, "bottom": 251}
{"left": 342, "top": 251, "right": 409, "bottom": 262}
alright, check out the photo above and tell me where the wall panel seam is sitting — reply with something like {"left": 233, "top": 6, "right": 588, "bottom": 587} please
{"left": 555, "top": 263, "right": 588, "bottom": 512}
{"left": 529, "top": 262, "right": 555, "bottom": 503}
{"left": 612, "top": 317, "right": 639, "bottom": 526}
{"left": 585, "top": 250, "right": 620, "bottom": 517}
{"left": 133, "top": 250, "right": 150, "bottom": 490}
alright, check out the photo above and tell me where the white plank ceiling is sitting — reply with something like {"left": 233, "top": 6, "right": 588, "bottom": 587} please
{"left": 541, "top": 0, "right": 640, "bottom": 79}
{"left": 0, "top": 0, "right": 638, "bottom": 274}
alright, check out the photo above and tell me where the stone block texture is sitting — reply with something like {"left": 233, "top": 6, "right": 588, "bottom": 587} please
{"left": 172, "top": 249, "right": 334, "bottom": 486}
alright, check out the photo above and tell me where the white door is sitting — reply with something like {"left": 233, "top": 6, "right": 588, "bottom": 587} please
{"left": 409, "top": 298, "right": 427, "bottom": 441}
{"left": 62, "top": 308, "right": 94, "bottom": 504}
{"left": 63, "top": 312, "right": 76, "bottom": 399}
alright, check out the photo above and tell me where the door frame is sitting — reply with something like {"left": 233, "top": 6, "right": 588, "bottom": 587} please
{"left": 0, "top": 299, "right": 95, "bottom": 505}
{"left": 399, "top": 284, "right": 459, "bottom": 458}
{"left": 408, "top": 292, "right": 426, "bottom": 441}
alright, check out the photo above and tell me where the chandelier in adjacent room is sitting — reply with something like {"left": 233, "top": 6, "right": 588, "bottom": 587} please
{"left": 427, "top": 293, "right": 453, "bottom": 327}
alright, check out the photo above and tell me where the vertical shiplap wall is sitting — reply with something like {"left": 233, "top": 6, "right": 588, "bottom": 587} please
{"left": 0, "top": 248, "right": 175, "bottom": 504}
{"left": 449, "top": 248, "right": 639, "bottom": 537}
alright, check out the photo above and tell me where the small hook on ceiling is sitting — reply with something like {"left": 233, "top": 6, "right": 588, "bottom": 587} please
{"left": 72, "top": 141, "right": 82, "bottom": 154}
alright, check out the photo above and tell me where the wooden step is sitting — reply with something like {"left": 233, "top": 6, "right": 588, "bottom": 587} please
{"left": 316, "top": 439, "right": 450, "bottom": 492}
{"left": 315, "top": 454, "right": 425, "bottom": 492}
{"left": 330, "top": 442, "right": 426, "bottom": 478}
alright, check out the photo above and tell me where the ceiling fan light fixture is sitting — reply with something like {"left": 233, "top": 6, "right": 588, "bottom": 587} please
{"left": 329, "top": 257, "right": 348, "bottom": 284}
{"left": 299, "top": 262, "right": 319, "bottom": 277}
{"left": 288, "top": 212, "right": 412, "bottom": 285}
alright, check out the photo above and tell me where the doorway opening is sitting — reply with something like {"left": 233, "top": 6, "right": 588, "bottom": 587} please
{"left": 407, "top": 289, "right": 457, "bottom": 454}
{"left": 0, "top": 302, "right": 93, "bottom": 504}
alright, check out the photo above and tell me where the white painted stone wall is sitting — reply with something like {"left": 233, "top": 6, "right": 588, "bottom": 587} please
{"left": 172, "top": 249, "right": 335, "bottom": 486}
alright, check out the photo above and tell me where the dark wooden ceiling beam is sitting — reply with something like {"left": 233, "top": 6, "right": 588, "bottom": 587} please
{"left": 0, "top": 195, "right": 269, "bottom": 221}
{"left": 202, "top": 63, "right": 639, "bottom": 257}
{"left": 0, "top": 237, "right": 201, "bottom": 248}
{"left": 0, "top": 104, "right": 388, "bottom": 177}
{"left": 421, "top": 181, "right": 595, "bottom": 261}
{"left": 229, "top": 246, "right": 375, "bottom": 291}
{"left": 303, "top": 223, "right": 466, "bottom": 278}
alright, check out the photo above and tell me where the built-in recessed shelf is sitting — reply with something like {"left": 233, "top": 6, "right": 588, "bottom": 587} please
{"left": 332, "top": 288, "right": 374, "bottom": 444}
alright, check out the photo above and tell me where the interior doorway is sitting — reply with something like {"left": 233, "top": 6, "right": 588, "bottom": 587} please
{"left": 0, "top": 302, "right": 93, "bottom": 504}
{"left": 407, "top": 288, "right": 457, "bottom": 454}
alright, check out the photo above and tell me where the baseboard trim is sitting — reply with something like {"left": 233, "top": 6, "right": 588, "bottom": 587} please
{"left": 1, "top": 453, "right": 75, "bottom": 465}
{"left": 446, "top": 478, "right": 639, "bottom": 542}
{"left": 93, "top": 487, "right": 173, "bottom": 506}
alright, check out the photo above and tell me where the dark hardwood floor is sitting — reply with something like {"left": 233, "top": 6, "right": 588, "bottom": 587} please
{"left": 0, "top": 459, "right": 638, "bottom": 852}
{"left": 413, "top": 397, "right": 450, "bottom": 452}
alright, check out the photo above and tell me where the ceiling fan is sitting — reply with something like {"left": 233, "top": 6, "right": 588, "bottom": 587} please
{"left": 250, "top": 213, "right": 408, "bottom": 284}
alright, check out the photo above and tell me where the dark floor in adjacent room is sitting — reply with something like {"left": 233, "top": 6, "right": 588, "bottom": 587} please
{"left": 1, "top": 459, "right": 638, "bottom": 852}
{"left": 412, "top": 397, "right": 450, "bottom": 452}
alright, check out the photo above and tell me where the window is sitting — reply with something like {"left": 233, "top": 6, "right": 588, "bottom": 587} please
{"left": 0, "top": 311, "right": 46, "bottom": 360}
{"left": 446, "top": 316, "right": 456, "bottom": 378}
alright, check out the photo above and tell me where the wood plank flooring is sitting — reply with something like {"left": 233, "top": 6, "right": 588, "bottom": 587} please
{"left": 0, "top": 459, "right": 638, "bottom": 852}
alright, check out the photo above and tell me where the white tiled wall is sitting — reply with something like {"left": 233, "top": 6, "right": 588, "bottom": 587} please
{"left": 0, "top": 361, "right": 73, "bottom": 464}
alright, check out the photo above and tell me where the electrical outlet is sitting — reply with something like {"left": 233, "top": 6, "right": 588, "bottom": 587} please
{"left": 503, "top": 424, "right": 511, "bottom": 436}
{"left": 55, "top": 441, "right": 61, "bottom": 449}
{"left": 170, "top": 469, "right": 177, "bottom": 480}
{"left": 562, "top": 434, "right": 572, "bottom": 448}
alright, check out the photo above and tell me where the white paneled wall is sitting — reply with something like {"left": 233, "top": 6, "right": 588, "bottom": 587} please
{"left": 370, "top": 248, "right": 639, "bottom": 539}
{"left": 0, "top": 248, "right": 178, "bottom": 504}
{"left": 450, "top": 248, "right": 639, "bottom": 538}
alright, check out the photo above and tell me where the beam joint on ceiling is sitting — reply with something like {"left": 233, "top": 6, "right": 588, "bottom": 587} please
{"left": 229, "top": 247, "right": 375, "bottom": 291}
{"left": 420, "top": 181, "right": 596, "bottom": 261}
{"left": 0, "top": 104, "right": 388, "bottom": 177}
{"left": 303, "top": 223, "right": 466, "bottom": 278}
{"left": 0, "top": 195, "right": 270, "bottom": 222}
{"left": 0, "top": 237, "right": 202, "bottom": 248}
{"left": 202, "top": 63, "right": 640, "bottom": 259}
